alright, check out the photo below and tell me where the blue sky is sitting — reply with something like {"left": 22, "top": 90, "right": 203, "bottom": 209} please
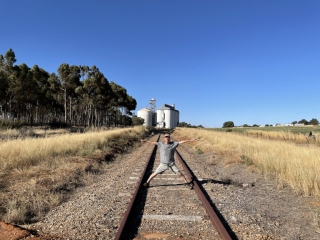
{"left": 1, "top": 0, "right": 319, "bottom": 128}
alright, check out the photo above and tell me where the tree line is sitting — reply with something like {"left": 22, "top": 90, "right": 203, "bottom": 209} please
{"left": 223, "top": 118, "right": 320, "bottom": 128}
{"left": 0, "top": 49, "right": 137, "bottom": 128}
{"left": 178, "top": 121, "right": 204, "bottom": 128}
{"left": 291, "top": 118, "right": 319, "bottom": 126}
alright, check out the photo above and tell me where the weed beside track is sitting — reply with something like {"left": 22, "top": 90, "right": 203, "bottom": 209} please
{"left": 0, "top": 126, "right": 148, "bottom": 224}
{"left": 175, "top": 127, "right": 320, "bottom": 197}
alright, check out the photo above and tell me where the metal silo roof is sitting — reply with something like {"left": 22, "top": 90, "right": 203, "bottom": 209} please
{"left": 157, "top": 104, "right": 174, "bottom": 110}
{"left": 139, "top": 108, "right": 151, "bottom": 111}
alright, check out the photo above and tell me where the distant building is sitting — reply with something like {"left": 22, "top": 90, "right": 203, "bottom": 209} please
{"left": 275, "top": 123, "right": 294, "bottom": 127}
{"left": 156, "top": 104, "right": 179, "bottom": 129}
{"left": 137, "top": 99, "right": 180, "bottom": 129}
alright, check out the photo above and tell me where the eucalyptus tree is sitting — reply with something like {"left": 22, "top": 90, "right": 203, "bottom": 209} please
{"left": 0, "top": 49, "right": 17, "bottom": 119}
{"left": 76, "top": 65, "right": 111, "bottom": 127}
{"left": 73, "top": 65, "right": 90, "bottom": 125}
{"left": 48, "top": 73, "right": 64, "bottom": 122}
{"left": 2, "top": 48, "right": 16, "bottom": 74}
{"left": 118, "top": 95, "right": 137, "bottom": 126}
{"left": 31, "top": 65, "right": 52, "bottom": 123}
{"left": 9, "top": 63, "right": 40, "bottom": 123}
{"left": 108, "top": 82, "right": 137, "bottom": 126}
{"left": 124, "top": 95, "right": 137, "bottom": 116}
{"left": 0, "top": 69, "right": 7, "bottom": 115}
{"left": 0, "top": 55, "right": 4, "bottom": 70}
{"left": 0, "top": 50, "right": 48, "bottom": 124}
{"left": 109, "top": 82, "right": 124, "bottom": 126}
{"left": 109, "top": 82, "right": 130, "bottom": 126}
{"left": 90, "top": 66, "right": 112, "bottom": 127}
{"left": 57, "top": 64, "right": 81, "bottom": 124}
{"left": 0, "top": 48, "right": 138, "bottom": 128}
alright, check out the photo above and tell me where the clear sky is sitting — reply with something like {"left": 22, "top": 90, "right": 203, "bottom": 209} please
{"left": 1, "top": 0, "right": 319, "bottom": 128}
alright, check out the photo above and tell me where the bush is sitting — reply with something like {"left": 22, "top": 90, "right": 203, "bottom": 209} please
{"left": 0, "top": 120, "right": 25, "bottom": 130}
{"left": 240, "top": 155, "right": 254, "bottom": 166}
{"left": 49, "top": 121, "right": 70, "bottom": 129}
{"left": 178, "top": 122, "right": 201, "bottom": 128}
{"left": 131, "top": 116, "right": 144, "bottom": 126}
{"left": 222, "top": 121, "right": 234, "bottom": 128}
{"left": 298, "top": 119, "right": 309, "bottom": 125}
{"left": 309, "top": 118, "right": 319, "bottom": 125}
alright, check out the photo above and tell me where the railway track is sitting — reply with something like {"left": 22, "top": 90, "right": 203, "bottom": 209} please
{"left": 115, "top": 134, "right": 233, "bottom": 240}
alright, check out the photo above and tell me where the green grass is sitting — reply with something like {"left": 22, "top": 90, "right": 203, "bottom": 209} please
{"left": 207, "top": 126, "right": 320, "bottom": 135}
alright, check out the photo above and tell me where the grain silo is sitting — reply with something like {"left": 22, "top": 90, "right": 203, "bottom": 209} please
{"left": 137, "top": 98, "right": 157, "bottom": 127}
{"left": 156, "top": 104, "right": 179, "bottom": 129}
{"left": 137, "top": 108, "right": 152, "bottom": 127}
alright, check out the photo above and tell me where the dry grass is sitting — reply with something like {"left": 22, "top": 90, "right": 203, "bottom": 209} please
{"left": 0, "top": 128, "right": 69, "bottom": 140}
{"left": 0, "top": 126, "right": 147, "bottom": 224}
{"left": 245, "top": 129, "right": 319, "bottom": 145}
{"left": 174, "top": 127, "right": 320, "bottom": 197}
{"left": 0, "top": 127, "right": 145, "bottom": 172}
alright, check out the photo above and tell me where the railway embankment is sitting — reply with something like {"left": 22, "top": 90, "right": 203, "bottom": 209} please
{"left": 1, "top": 131, "right": 320, "bottom": 239}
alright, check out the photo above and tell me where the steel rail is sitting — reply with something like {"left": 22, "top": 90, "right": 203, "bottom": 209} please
{"left": 175, "top": 150, "right": 232, "bottom": 240}
{"left": 114, "top": 135, "right": 159, "bottom": 240}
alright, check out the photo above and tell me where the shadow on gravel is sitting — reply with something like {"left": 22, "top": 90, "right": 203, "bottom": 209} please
{"left": 199, "top": 178, "right": 255, "bottom": 189}
{"left": 199, "top": 178, "right": 232, "bottom": 185}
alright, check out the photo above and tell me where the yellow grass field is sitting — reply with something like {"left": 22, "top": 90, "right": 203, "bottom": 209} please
{"left": 0, "top": 127, "right": 145, "bottom": 172}
{"left": 0, "top": 126, "right": 147, "bottom": 224}
{"left": 1, "top": 125, "right": 319, "bottom": 224}
{"left": 174, "top": 127, "right": 320, "bottom": 197}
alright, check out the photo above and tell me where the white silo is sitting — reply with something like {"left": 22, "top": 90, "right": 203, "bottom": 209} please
{"left": 164, "top": 109, "right": 172, "bottom": 128}
{"left": 137, "top": 108, "right": 152, "bottom": 127}
{"left": 137, "top": 98, "right": 158, "bottom": 127}
{"left": 157, "top": 109, "right": 165, "bottom": 128}
{"left": 157, "top": 104, "right": 179, "bottom": 129}
{"left": 175, "top": 110, "right": 180, "bottom": 127}
{"left": 170, "top": 104, "right": 179, "bottom": 127}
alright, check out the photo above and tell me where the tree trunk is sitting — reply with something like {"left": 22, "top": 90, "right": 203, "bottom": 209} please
{"left": 64, "top": 88, "right": 67, "bottom": 123}
{"left": 69, "top": 96, "right": 72, "bottom": 125}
